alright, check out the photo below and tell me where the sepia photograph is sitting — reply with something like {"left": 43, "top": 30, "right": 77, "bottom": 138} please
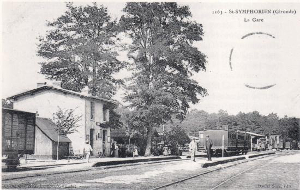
{"left": 1, "top": 1, "right": 300, "bottom": 189}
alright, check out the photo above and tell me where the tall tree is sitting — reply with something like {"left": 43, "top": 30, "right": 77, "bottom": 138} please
{"left": 120, "top": 2, "right": 207, "bottom": 156}
{"left": 37, "top": 3, "right": 124, "bottom": 98}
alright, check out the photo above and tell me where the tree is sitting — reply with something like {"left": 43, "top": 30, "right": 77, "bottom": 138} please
{"left": 164, "top": 109, "right": 209, "bottom": 136}
{"left": 279, "top": 116, "right": 300, "bottom": 143}
{"left": 100, "top": 104, "right": 123, "bottom": 130}
{"left": 37, "top": 3, "right": 124, "bottom": 98}
{"left": 164, "top": 126, "right": 190, "bottom": 155}
{"left": 52, "top": 107, "right": 82, "bottom": 160}
{"left": 263, "top": 113, "right": 279, "bottom": 135}
{"left": 120, "top": 3, "right": 207, "bottom": 156}
{"left": 166, "top": 126, "right": 190, "bottom": 146}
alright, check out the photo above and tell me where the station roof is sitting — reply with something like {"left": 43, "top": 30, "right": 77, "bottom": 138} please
{"left": 7, "top": 85, "right": 117, "bottom": 105}
{"left": 2, "top": 108, "right": 36, "bottom": 115}
{"left": 36, "top": 117, "right": 71, "bottom": 143}
{"left": 246, "top": 132, "right": 265, "bottom": 137}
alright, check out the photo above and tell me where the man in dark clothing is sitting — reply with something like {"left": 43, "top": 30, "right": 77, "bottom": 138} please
{"left": 205, "top": 135, "right": 213, "bottom": 161}
{"left": 111, "top": 142, "right": 115, "bottom": 157}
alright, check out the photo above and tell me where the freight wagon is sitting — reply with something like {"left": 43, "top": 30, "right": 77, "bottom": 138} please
{"left": 199, "top": 129, "right": 251, "bottom": 156}
{"left": 2, "top": 108, "right": 35, "bottom": 169}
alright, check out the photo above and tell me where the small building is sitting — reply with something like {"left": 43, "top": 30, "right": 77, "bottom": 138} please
{"left": 34, "top": 117, "right": 71, "bottom": 159}
{"left": 7, "top": 83, "right": 117, "bottom": 157}
{"left": 246, "top": 132, "right": 265, "bottom": 151}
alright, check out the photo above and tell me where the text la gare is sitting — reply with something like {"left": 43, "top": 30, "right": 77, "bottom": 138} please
{"left": 244, "top": 18, "right": 264, "bottom": 22}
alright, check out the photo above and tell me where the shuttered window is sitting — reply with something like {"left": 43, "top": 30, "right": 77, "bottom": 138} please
{"left": 90, "top": 102, "right": 95, "bottom": 120}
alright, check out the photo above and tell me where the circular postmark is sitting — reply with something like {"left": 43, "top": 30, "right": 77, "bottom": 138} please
{"left": 229, "top": 32, "right": 280, "bottom": 90}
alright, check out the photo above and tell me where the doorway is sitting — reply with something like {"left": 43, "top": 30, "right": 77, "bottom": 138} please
{"left": 90, "top": 129, "right": 94, "bottom": 149}
{"left": 102, "top": 130, "right": 107, "bottom": 156}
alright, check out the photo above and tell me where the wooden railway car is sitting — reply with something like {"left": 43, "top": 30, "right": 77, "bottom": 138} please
{"left": 269, "top": 135, "right": 295, "bottom": 150}
{"left": 269, "top": 135, "right": 280, "bottom": 149}
{"left": 198, "top": 129, "right": 251, "bottom": 156}
{"left": 2, "top": 108, "right": 35, "bottom": 169}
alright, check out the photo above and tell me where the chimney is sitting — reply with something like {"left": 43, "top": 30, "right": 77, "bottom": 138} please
{"left": 81, "top": 86, "right": 90, "bottom": 95}
{"left": 37, "top": 82, "right": 47, "bottom": 88}
{"left": 52, "top": 81, "right": 62, "bottom": 88}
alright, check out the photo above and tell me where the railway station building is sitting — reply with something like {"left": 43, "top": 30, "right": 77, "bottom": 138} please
{"left": 7, "top": 82, "right": 117, "bottom": 158}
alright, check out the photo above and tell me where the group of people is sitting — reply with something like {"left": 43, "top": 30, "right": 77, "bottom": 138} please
{"left": 83, "top": 136, "right": 214, "bottom": 163}
{"left": 82, "top": 141, "right": 120, "bottom": 163}
{"left": 189, "top": 135, "right": 213, "bottom": 162}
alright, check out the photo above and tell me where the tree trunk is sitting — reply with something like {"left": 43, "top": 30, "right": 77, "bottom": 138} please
{"left": 144, "top": 127, "right": 153, "bottom": 156}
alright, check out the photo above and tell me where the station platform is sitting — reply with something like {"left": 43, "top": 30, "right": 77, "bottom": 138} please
{"left": 183, "top": 151, "right": 275, "bottom": 167}
{"left": 2, "top": 151, "right": 276, "bottom": 181}
{"left": 18, "top": 155, "right": 181, "bottom": 168}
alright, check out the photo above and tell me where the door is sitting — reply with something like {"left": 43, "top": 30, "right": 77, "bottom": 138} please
{"left": 102, "top": 130, "right": 107, "bottom": 156}
{"left": 90, "top": 129, "right": 94, "bottom": 149}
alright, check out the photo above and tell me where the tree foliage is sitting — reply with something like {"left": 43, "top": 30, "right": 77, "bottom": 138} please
{"left": 165, "top": 126, "right": 190, "bottom": 147}
{"left": 37, "top": 3, "right": 124, "bottom": 98}
{"left": 52, "top": 107, "right": 82, "bottom": 136}
{"left": 120, "top": 2, "right": 207, "bottom": 156}
{"left": 100, "top": 104, "right": 123, "bottom": 130}
{"left": 168, "top": 109, "right": 300, "bottom": 142}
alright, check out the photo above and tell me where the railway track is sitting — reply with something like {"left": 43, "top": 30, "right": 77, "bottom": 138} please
{"left": 151, "top": 153, "right": 279, "bottom": 190}
{"left": 2, "top": 158, "right": 182, "bottom": 181}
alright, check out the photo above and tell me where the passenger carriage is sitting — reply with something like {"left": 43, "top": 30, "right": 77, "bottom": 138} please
{"left": 198, "top": 129, "right": 251, "bottom": 156}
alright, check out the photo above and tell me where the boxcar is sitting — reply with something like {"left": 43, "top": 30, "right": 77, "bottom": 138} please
{"left": 199, "top": 129, "right": 251, "bottom": 156}
{"left": 2, "top": 108, "right": 35, "bottom": 169}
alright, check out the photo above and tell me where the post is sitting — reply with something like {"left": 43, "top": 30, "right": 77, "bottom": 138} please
{"left": 222, "top": 135, "right": 224, "bottom": 157}
{"left": 250, "top": 136, "right": 253, "bottom": 151}
{"left": 57, "top": 133, "right": 59, "bottom": 161}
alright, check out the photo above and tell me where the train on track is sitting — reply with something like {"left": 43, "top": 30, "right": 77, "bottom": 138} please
{"left": 198, "top": 129, "right": 251, "bottom": 156}
{"left": 268, "top": 135, "right": 298, "bottom": 150}
{"left": 196, "top": 129, "right": 298, "bottom": 156}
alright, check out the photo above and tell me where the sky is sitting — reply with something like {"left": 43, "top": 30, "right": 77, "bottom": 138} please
{"left": 2, "top": 2, "right": 300, "bottom": 118}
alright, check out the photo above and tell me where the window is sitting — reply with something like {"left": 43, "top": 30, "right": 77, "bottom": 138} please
{"left": 103, "top": 130, "right": 107, "bottom": 142}
{"left": 90, "top": 102, "right": 95, "bottom": 120}
{"left": 231, "top": 133, "right": 236, "bottom": 139}
{"left": 103, "top": 109, "right": 107, "bottom": 122}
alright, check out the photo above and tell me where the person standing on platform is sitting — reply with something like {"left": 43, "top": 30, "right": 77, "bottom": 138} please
{"left": 189, "top": 137, "right": 197, "bottom": 162}
{"left": 205, "top": 135, "right": 213, "bottom": 161}
{"left": 111, "top": 141, "right": 116, "bottom": 157}
{"left": 83, "top": 141, "right": 93, "bottom": 163}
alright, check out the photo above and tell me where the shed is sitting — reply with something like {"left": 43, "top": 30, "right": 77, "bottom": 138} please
{"left": 246, "top": 132, "right": 265, "bottom": 151}
{"left": 33, "top": 117, "right": 71, "bottom": 159}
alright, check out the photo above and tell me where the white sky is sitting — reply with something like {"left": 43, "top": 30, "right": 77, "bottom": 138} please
{"left": 2, "top": 2, "right": 300, "bottom": 118}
